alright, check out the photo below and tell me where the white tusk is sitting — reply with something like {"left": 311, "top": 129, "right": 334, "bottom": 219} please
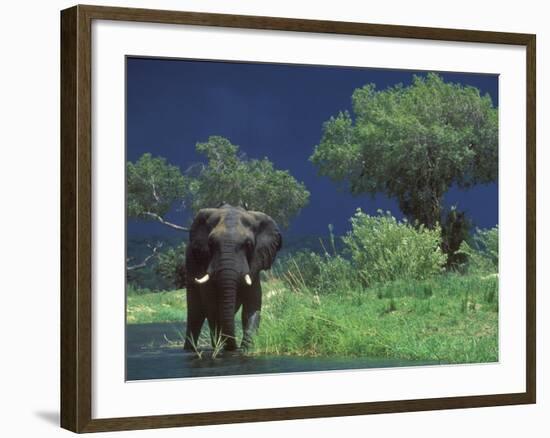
{"left": 195, "top": 274, "right": 210, "bottom": 284}
{"left": 244, "top": 274, "right": 252, "bottom": 286}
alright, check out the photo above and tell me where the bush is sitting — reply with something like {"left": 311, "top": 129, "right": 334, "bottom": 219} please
{"left": 276, "top": 250, "right": 322, "bottom": 290}
{"left": 276, "top": 250, "right": 360, "bottom": 295}
{"left": 458, "top": 226, "right": 498, "bottom": 274}
{"left": 155, "top": 242, "right": 187, "bottom": 288}
{"left": 316, "top": 255, "right": 359, "bottom": 294}
{"left": 343, "top": 209, "right": 447, "bottom": 286}
{"left": 126, "top": 284, "right": 153, "bottom": 296}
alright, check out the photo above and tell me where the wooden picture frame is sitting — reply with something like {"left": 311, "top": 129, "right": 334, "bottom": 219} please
{"left": 61, "top": 4, "right": 536, "bottom": 433}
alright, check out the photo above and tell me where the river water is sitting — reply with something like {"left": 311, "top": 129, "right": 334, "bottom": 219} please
{"left": 126, "top": 322, "right": 439, "bottom": 381}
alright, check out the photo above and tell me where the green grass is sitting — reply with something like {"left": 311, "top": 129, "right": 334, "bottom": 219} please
{"left": 255, "top": 274, "right": 498, "bottom": 364}
{"left": 126, "top": 273, "right": 498, "bottom": 364}
{"left": 126, "top": 289, "right": 186, "bottom": 324}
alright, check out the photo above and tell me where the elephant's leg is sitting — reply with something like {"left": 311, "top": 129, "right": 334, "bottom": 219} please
{"left": 241, "top": 281, "right": 262, "bottom": 350}
{"left": 206, "top": 319, "right": 218, "bottom": 349}
{"left": 184, "top": 286, "right": 205, "bottom": 351}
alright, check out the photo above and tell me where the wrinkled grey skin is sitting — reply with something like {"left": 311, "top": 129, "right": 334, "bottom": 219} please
{"left": 184, "top": 204, "right": 282, "bottom": 351}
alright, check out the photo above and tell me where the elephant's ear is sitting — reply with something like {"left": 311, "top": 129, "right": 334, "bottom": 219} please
{"left": 187, "top": 208, "right": 217, "bottom": 269}
{"left": 250, "top": 212, "right": 282, "bottom": 274}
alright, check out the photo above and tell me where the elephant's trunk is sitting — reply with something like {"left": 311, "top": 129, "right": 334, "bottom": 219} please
{"left": 216, "top": 268, "right": 239, "bottom": 351}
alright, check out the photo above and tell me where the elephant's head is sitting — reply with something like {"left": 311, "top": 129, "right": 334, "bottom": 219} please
{"left": 186, "top": 203, "right": 282, "bottom": 348}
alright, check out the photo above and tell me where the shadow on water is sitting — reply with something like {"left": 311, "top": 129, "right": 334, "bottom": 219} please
{"left": 126, "top": 322, "right": 439, "bottom": 381}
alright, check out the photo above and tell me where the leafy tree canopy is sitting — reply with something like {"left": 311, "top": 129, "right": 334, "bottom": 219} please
{"left": 310, "top": 73, "right": 498, "bottom": 229}
{"left": 127, "top": 153, "right": 189, "bottom": 230}
{"left": 127, "top": 136, "right": 310, "bottom": 231}
{"left": 190, "top": 136, "right": 310, "bottom": 227}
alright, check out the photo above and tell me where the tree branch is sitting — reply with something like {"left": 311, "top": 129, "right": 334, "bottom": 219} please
{"left": 150, "top": 177, "right": 160, "bottom": 203}
{"left": 127, "top": 242, "right": 164, "bottom": 271}
{"left": 143, "top": 211, "right": 190, "bottom": 231}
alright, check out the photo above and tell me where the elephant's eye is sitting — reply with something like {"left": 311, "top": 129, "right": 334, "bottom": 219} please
{"left": 244, "top": 239, "right": 254, "bottom": 252}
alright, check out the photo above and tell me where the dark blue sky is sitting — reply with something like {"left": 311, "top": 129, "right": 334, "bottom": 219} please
{"left": 127, "top": 57, "right": 498, "bottom": 238}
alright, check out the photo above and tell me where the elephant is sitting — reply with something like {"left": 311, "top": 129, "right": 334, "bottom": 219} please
{"left": 183, "top": 203, "right": 282, "bottom": 352}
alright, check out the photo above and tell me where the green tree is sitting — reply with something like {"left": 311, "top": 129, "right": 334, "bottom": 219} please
{"left": 310, "top": 73, "right": 498, "bottom": 230}
{"left": 126, "top": 138, "right": 309, "bottom": 273}
{"left": 127, "top": 138, "right": 310, "bottom": 231}
{"left": 127, "top": 153, "right": 189, "bottom": 231}
{"left": 190, "top": 136, "right": 310, "bottom": 227}
{"left": 155, "top": 242, "right": 187, "bottom": 287}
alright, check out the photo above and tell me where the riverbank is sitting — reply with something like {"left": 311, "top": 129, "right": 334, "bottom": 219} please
{"left": 126, "top": 273, "right": 498, "bottom": 364}
{"left": 126, "top": 322, "right": 439, "bottom": 380}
